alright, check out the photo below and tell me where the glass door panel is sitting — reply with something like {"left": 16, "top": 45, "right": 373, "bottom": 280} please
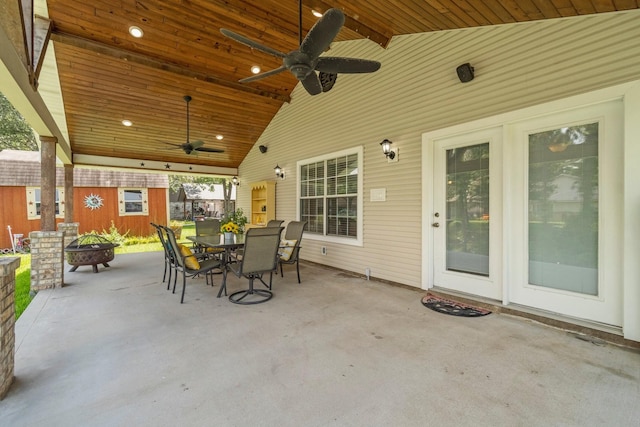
{"left": 446, "top": 143, "right": 490, "bottom": 276}
{"left": 432, "top": 127, "right": 502, "bottom": 301}
{"left": 528, "top": 124, "right": 598, "bottom": 295}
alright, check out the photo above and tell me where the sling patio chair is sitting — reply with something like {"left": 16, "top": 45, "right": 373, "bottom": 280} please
{"left": 193, "top": 218, "right": 224, "bottom": 258}
{"left": 151, "top": 222, "right": 177, "bottom": 289}
{"left": 227, "top": 226, "right": 283, "bottom": 305}
{"left": 278, "top": 220, "right": 307, "bottom": 284}
{"left": 266, "top": 219, "right": 284, "bottom": 227}
{"left": 163, "top": 225, "right": 222, "bottom": 303}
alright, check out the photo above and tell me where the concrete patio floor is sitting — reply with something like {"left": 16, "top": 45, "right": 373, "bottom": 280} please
{"left": 1, "top": 251, "right": 639, "bottom": 426}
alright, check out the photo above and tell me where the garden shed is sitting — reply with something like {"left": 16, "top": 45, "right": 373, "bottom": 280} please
{"left": 0, "top": 149, "right": 169, "bottom": 249}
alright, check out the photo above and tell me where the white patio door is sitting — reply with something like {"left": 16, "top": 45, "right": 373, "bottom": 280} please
{"left": 506, "top": 100, "right": 623, "bottom": 326}
{"left": 432, "top": 127, "right": 502, "bottom": 300}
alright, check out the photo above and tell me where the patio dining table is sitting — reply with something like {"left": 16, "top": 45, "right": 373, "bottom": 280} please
{"left": 187, "top": 234, "right": 245, "bottom": 297}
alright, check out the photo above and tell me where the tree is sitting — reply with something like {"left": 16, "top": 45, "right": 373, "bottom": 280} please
{"left": 0, "top": 93, "right": 38, "bottom": 151}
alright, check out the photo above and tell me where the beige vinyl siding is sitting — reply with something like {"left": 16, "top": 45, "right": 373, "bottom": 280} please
{"left": 238, "top": 10, "right": 640, "bottom": 288}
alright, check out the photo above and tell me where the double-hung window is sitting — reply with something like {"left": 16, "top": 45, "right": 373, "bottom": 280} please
{"left": 26, "top": 187, "right": 65, "bottom": 219}
{"left": 298, "top": 146, "right": 363, "bottom": 246}
{"left": 118, "top": 188, "right": 148, "bottom": 215}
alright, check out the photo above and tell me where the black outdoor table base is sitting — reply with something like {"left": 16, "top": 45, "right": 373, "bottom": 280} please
{"left": 228, "top": 287, "right": 273, "bottom": 305}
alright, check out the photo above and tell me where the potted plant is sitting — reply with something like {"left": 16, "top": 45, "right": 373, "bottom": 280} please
{"left": 220, "top": 208, "right": 248, "bottom": 234}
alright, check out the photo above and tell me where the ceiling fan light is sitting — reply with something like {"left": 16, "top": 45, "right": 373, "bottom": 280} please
{"left": 128, "top": 26, "right": 143, "bottom": 38}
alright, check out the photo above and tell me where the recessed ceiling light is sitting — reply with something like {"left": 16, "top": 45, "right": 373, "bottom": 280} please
{"left": 251, "top": 65, "right": 261, "bottom": 74}
{"left": 128, "top": 26, "right": 144, "bottom": 38}
{"left": 312, "top": 10, "right": 323, "bottom": 18}
{"left": 121, "top": 119, "right": 133, "bottom": 126}
{"left": 216, "top": 135, "right": 224, "bottom": 140}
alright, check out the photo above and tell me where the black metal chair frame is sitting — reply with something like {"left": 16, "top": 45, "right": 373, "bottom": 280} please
{"left": 151, "top": 222, "right": 176, "bottom": 289}
{"left": 163, "top": 225, "right": 222, "bottom": 303}
{"left": 278, "top": 221, "right": 307, "bottom": 284}
{"left": 228, "top": 226, "right": 283, "bottom": 305}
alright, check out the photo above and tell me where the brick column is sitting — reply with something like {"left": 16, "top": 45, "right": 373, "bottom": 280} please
{"left": 29, "top": 231, "right": 65, "bottom": 291}
{"left": 0, "top": 257, "right": 20, "bottom": 400}
{"left": 58, "top": 223, "right": 79, "bottom": 249}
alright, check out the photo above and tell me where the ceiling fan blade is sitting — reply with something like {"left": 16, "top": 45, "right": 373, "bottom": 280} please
{"left": 162, "top": 142, "right": 183, "bottom": 149}
{"left": 194, "top": 147, "right": 225, "bottom": 153}
{"left": 221, "top": 28, "right": 287, "bottom": 59}
{"left": 301, "top": 71, "right": 322, "bottom": 95}
{"left": 190, "top": 140, "right": 205, "bottom": 149}
{"left": 316, "top": 57, "right": 381, "bottom": 74}
{"left": 239, "top": 66, "right": 287, "bottom": 83}
{"left": 300, "top": 8, "right": 345, "bottom": 60}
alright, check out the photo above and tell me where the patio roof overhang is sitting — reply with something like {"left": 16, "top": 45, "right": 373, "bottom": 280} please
{"left": 2, "top": 0, "right": 638, "bottom": 173}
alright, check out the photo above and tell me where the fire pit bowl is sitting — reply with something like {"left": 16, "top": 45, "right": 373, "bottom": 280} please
{"left": 65, "top": 234, "right": 119, "bottom": 273}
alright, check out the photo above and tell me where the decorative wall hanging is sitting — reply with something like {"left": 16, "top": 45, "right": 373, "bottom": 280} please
{"left": 84, "top": 193, "right": 104, "bottom": 210}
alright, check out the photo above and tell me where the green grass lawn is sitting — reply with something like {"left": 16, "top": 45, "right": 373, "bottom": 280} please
{"left": 5, "top": 221, "right": 197, "bottom": 320}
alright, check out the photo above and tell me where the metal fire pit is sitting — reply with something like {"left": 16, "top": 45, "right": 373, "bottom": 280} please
{"left": 65, "top": 234, "right": 119, "bottom": 273}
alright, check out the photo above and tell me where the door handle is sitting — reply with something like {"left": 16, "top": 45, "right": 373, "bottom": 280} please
{"left": 432, "top": 222, "right": 440, "bottom": 228}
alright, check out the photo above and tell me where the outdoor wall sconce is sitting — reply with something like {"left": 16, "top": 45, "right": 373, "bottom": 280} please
{"left": 274, "top": 165, "right": 285, "bottom": 180}
{"left": 380, "top": 139, "right": 396, "bottom": 160}
{"left": 232, "top": 176, "right": 240, "bottom": 186}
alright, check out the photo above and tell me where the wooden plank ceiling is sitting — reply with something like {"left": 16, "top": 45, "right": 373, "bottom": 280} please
{"left": 44, "top": 0, "right": 640, "bottom": 172}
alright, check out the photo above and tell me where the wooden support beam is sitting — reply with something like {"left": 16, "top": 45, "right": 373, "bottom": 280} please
{"left": 31, "top": 15, "right": 52, "bottom": 89}
{"left": 64, "top": 164, "right": 74, "bottom": 223}
{"left": 303, "top": 0, "right": 393, "bottom": 48}
{"left": 40, "top": 136, "right": 57, "bottom": 232}
{"left": 50, "top": 31, "right": 291, "bottom": 103}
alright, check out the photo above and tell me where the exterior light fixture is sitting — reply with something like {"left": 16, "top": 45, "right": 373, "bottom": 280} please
{"left": 312, "top": 10, "right": 323, "bottom": 18}
{"left": 121, "top": 119, "right": 133, "bottom": 127}
{"left": 216, "top": 135, "right": 224, "bottom": 140}
{"left": 232, "top": 176, "right": 240, "bottom": 186}
{"left": 251, "top": 65, "right": 261, "bottom": 74}
{"left": 380, "top": 139, "right": 396, "bottom": 160}
{"left": 128, "top": 26, "right": 144, "bottom": 38}
{"left": 274, "top": 165, "right": 285, "bottom": 180}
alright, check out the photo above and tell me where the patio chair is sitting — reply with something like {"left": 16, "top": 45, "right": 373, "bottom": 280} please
{"left": 151, "top": 222, "right": 176, "bottom": 289}
{"left": 195, "top": 218, "right": 220, "bottom": 236}
{"left": 278, "top": 221, "right": 307, "bottom": 284}
{"left": 194, "top": 218, "right": 224, "bottom": 258}
{"left": 163, "top": 226, "right": 222, "bottom": 303}
{"left": 228, "top": 226, "right": 283, "bottom": 304}
{"left": 266, "top": 219, "right": 284, "bottom": 227}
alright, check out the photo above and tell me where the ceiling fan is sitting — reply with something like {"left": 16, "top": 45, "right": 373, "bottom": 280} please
{"left": 163, "top": 96, "right": 224, "bottom": 155}
{"left": 220, "top": 2, "right": 381, "bottom": 95}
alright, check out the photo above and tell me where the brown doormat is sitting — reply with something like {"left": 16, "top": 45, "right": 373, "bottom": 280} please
{"left": 421, "top": 293, "right": 492, "bottom": 317}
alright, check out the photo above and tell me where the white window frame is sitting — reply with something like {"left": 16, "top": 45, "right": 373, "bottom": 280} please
{"left": 26, "top": 187, "right": 65, "bottom": 219}
{"left": 118, "top": 188, "right": 149, "bottom": 216}
{"left": 297, "top": 146, "right": 364, "bottom": 247}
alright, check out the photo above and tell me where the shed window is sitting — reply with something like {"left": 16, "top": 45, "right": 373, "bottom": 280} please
{"left": 118, "top": 188, "right": 148, "bottom": 216}
{"left": 26, "top": 187, "right": 65, "bottom": 220}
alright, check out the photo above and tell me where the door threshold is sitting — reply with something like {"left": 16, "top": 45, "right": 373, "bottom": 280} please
{"left": 429, "top": 287, "right": 638, "bottom": 350}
